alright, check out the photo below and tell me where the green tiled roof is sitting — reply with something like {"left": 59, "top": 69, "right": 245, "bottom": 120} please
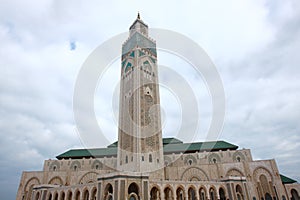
{"left": 122, "top": 32, "right": 156, "bottom": 56}
{"left": 163, "top": 140, "right": 237, "bottom": 154}
{"left": 280, "top": 174, "right": 297, "bottom": 184}
{"left": 107, "top": 138, "right": 182, "bottom": 148}
{"left": 56, "top": 147, "right": 117, "bottom": 159}
{"left": 56, "top": 138, "right": 238, "bottom": 160}
{"left": 163, "top": 138, "right": 183, "bottom": 145}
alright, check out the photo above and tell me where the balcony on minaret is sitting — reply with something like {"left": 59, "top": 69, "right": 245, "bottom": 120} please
{"left": 129, "top": 13, "right": 148, "bottom": 37}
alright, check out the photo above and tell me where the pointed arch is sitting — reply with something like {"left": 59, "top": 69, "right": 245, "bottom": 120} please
{"left": 199, "top": 186, "right": 207, "bottom": 200}
{"left": 74, "top": 189, "right": 80, "bottom": 200}
{"left": 46, "top": 192, "right": 52, "bottom": 200}
{"left": 66, "top": 190, "right": 73, "bottom": 200}
{"left": 232, "top": 151, "right": 246, "bottom": 162}
{"left": 188, "top": 186, "right": 196, "bottom": 200}
{"left": 236, "top": 184, "right": 244, "bottom": 200}
{"left": 176, "top": 185, "right": 185, "bottom": 200}
{"left": 59, "top": 191, "right": 65, "bottom": 200}
{"left": 184, "top": 155, "right": 197, "bottom": 166}
{"left": 164, "top": 186, "right": 173, "bottom": 200}
{"left": 181, "top": 167, "right": 209, "bottom": 181}
{"left": 219, "top": 187, "right": 226, "bottom": 200}
{"left": 83, "top": 188, "right": 89, "bottom": 200}
{"left": 78, "top": 171, "right": 99, "bottom": 184}
{"left": 49, "top": 161, "right": 60, "bottom": 171}
{"left": 34, "top": 191, "right": 41, "bottom": 200}
{"left": 150, "top": 186, "right": 160, "bottom": 200}
{"left": 226, "top": 168, "right": 245, "bottom": 177}
{"left": 128, "top": 182, "right": 139, "bottom": 195}
{"left": 24, "top": 177, "right": 41, "bottom": 200}
{"left": 91, "top": 187, "right": 97, "bottom": 200}
{"left": 253, "top": 166, "right": 273, "bottom": 182}
{"left": 48, "top": 176, "right": 63, "bottom": 185}
{"left": 208, "top": 153, "right": 221, "bottom": 163}
{"left": 104, "top": 183, "right": 113, "bottom": 200}
{"left": 24, "top": 177, "right": 41, "bottom": 192}
{"left": 70, "top": 160, "right": 81, "bottom": 171}
{"left": 291, "top": 189, "right": 300, "bottom": 200}
{"left": 53, "top": 191, "right": 58, "bottom": 200}
{"left": 92, "top": 159, "right": 103, "bottom": 170}
{"left": 209, "top": 186, "right": 217, "bottom": 200}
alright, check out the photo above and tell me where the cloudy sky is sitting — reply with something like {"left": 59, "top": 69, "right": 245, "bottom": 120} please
{"left": 1, "top": 0, "right": 300, "bottom": 199}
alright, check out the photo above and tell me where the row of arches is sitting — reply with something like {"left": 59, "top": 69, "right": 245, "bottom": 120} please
{"left": 103, "top": 182, "right": 139, "bottom": 200}
{"left": 27, "top": 172, "right": 99, "bottom": 189}
{"left": 49, "top": 160, "right": 104, "bottom": 172}
{"left": 33, "top": 187, "right": 97, "bottom": 200}
{"left": 164, "top": 151, "right": 246, "bottom": 167}
{"left": 149, "top": 184, "right": 245, "bottom": 200}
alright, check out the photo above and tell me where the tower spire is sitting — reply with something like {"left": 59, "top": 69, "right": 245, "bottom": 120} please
{"left": 137, "top": 12, "right": 140, "bottom": 20}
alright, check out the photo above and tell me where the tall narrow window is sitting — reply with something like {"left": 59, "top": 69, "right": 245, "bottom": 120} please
{"left": 125, "top": 156, "right": 128, "bottom": 163}
{"left": 149, "top": 154, "right": 152, "bottom": 162}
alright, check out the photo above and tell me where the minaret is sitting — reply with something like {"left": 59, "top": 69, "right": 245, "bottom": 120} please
{"left": 117, "top": 14, "right": 164, "bottom": 174}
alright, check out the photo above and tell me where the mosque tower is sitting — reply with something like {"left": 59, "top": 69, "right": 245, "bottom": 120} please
{"left": 117, "top": 13, "right": 164, "bottom": 174}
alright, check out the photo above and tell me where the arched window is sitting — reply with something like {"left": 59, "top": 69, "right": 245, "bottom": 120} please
{"left": 126, "top": 155, "right": 128, "bottom": 163}
{"left": 199, "top": 188, "right": 206, "bottom": 200}
{"left": 128, "top": 182, "right": 139, "bottom": 198}
{"left": 164, "top": 187, "right": 173, "bottom": 200}
{"left": 66, "top": 191, "right": 72, "bottom": 200}
{"left": 48, "top": 193, "right": 52, "bottom": 200}
{"left": 236, "top": 185, "right": 244, "bottom": 200}
{"left": 53, "top": 192, "right": 58, "bottom": 200}
{"left": 83, "top": 189, "right": 89, "bottom": 200}
{"left": 35, "top": 192, "right": 40, "bottom": 200}
{"left": 291, "top": 189, "right": 300, "bottom": 200}
{"left": 75, "top": 190, "right": 80, "bottom": 200}
{"left": 149, "top": 154, "right": 152, "bottom": 162}
{"left": 209, "top": 188, "right": 216, "bottom": 200}
{"left": 92, "top": 160, "right": 103, "bottom": 170}
{"left": 150, "top": 187, "right": 160, "bottom": 200}
{"left": 60, "top": 192, "right": 65, "bottom": 200}
{"left": 219, "top": 188, "right": 226, "bottom": 200}
{"left": 176, "top": 187, "right": 185, "bottom": 200}
{"left": 105, "top": 183, "right": 113, "bottom": 200}
{"left": 91, "top": 187, "right": 97, "bottom": 200}
{"left": 188, "top": 187, "right": 196, "bottom": 200}
{"left": 259, "top": 174, "right": 272, "bottom": 199}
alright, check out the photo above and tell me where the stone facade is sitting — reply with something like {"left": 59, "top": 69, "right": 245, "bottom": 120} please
{"left": 16, "top": 15, "right": 300, "bottom": 200}
{"left": 16, "top": 147, "right": 300, "bottom": 200}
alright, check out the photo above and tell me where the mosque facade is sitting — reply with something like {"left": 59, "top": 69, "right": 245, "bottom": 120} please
{"left": 16, "top": 15, "right": 300, "bottom": 200}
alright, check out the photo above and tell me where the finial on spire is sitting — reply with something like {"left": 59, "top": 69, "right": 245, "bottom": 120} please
{"left": 137, "top": 12, "right": 140, "bottom": 20}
